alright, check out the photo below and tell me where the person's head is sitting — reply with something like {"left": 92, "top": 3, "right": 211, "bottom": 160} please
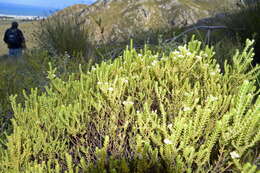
{"left": 11, "top": 21, "right": 18, "bottom": 29}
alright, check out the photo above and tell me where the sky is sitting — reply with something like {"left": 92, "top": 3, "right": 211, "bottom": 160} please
{"left": 0, "top": 0, "right": 97, "bottom": 9}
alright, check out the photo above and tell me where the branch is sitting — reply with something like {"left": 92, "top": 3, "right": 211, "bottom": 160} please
{"left": 165, "top": 25, "right": 243, "bottom": 43}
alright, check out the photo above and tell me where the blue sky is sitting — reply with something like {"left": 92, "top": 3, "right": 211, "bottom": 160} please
{"left": 0, "top": 0, "right": 97, "bottom": 8}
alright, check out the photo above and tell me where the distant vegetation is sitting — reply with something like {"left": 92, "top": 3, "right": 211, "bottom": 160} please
{"left": 0, "top": 1, "right": 259, "bottom": 172}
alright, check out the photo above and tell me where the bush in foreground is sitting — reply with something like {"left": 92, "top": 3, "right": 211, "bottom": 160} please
{"left": 0, "top": 39, "right": 259, "bottom": 172}
{"left": 0, "top": 50, "right": 93, "bottom": 150}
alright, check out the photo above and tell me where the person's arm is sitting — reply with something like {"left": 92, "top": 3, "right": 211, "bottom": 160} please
{"left": 18, "top": 29, "right": 25, "bottom": 43}
{"left": 3, "top": 29, "right": 9, "bottom": 43}
{"left": 18, "top": 29, "right": 26, "bottom": 49}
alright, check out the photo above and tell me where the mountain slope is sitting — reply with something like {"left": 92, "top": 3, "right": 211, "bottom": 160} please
{"left": 57, "top": 0, "right": 239, "bottom": 43}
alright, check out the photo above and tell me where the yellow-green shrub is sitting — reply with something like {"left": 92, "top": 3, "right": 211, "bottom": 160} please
{"left": 0, "top": 51, "right": 54, "bottom": 117}
{"left": 0, "top": 50, "right": 92, "bottom": 151}
{"left": 0, "top": 39, "right": 259, "bottom": 172}
{"left": 0, "top": 52, "right": 52, "bottom": 149}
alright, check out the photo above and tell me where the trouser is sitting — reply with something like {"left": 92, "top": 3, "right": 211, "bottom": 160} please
{"left": 9, "top": 48, "right": 23, "bottom": 57}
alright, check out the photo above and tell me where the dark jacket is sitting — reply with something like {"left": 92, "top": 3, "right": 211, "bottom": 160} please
{"left": 3, "top": 28, "right": 25, "bottom": 49}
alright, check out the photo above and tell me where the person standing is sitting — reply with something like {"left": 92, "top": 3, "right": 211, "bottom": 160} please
{"left": 3, "top": 21, "right": 26, "bottom": 57}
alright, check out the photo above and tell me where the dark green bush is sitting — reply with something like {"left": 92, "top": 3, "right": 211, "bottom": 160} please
{"left": 36, "top": 15, "right": 93, "bottom": 59}
{"left": 222, "top": 2, "right": 260, "bottom": 64}
{"left": 0, "top": 39, "right": 259, "bottom": 172}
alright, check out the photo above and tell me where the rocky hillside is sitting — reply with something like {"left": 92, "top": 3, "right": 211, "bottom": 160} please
{"left": 57, "top": 0, "right": 241, "bottom": 43}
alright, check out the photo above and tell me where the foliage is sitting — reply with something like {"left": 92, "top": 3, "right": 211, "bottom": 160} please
{"left": 0, "top": 50, "right": 93, "bottom": 152}
{"left": 35, "top": 15, "right": 93, "bottom": 59}
{"left": 94, "top": 27, "right": 185, "bottom": 62}
{"left": 0, "top": 39, "right": 259, "bottom": 172}
{"left": 222, "top": 1, "right": 260, "bottom": 64}
{"left": 0, "top": 55, "right": 44, "bottom": 113}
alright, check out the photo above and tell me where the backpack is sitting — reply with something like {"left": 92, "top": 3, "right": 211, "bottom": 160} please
{"left": 6, "top": 29, "right": 20, "bottom": 45}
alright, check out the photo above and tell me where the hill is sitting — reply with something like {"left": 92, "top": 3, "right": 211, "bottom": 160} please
{"left": 56, "top": 0, "right": 240, "bottom": 43}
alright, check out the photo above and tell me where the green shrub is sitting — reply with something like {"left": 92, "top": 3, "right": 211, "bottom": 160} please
{"left": 0, "top": 51, "right": 52, "bottom": 144}
{"left": 0, "top": 50, "right": 56, "bottom": 113}
{"left": 0, "top": 50, "right": 93, "bottom": 152}
{"left": 0, "top": 49, "right": 93, "bottom": 113}
{"left": 36, "top": 15, "right": 93, "bottom": 59}
{"left": 223, "top": 2, "right": 260, "bottom": 40}
{"left": 94, "top": 27, "right": 185, "bottom": 62}
{"left": 0, "top": 39, "right": 259, "bottom": 172}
